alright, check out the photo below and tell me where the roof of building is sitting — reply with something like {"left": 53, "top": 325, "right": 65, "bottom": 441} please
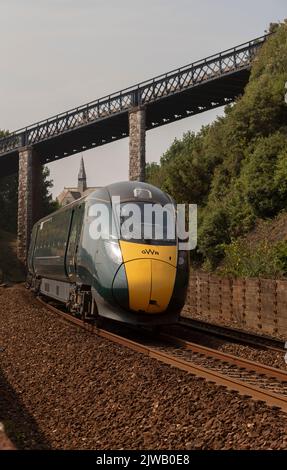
{"left": 56, "top": 157, "right": 102, "bottom": 206}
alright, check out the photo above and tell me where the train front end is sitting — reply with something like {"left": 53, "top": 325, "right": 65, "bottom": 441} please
{"left": 89, "top": 182, "right": 190, "bottom": 325}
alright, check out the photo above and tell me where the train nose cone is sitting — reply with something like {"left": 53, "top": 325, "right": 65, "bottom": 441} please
{"left": 112, "top": 264, "right": 130, "bottom": 310}
{"left": 121, "top": 259, "right": 176, "bottom": 313}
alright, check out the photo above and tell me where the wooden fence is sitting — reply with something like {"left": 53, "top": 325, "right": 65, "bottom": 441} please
{"left": 183, "top": 273, "right": 287, "bottom": 337}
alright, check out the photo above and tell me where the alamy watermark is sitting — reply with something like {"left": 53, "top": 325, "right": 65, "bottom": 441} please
{"left": 88, "top": 196, "right": 197, "bottom": 251}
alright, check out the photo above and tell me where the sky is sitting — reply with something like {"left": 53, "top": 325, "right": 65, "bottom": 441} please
{"left": 0, "top": 0, "right": 286, "bottom": 197}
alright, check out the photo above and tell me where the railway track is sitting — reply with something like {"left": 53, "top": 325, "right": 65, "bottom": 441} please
{"left": 180, "top": 316, "right": 286, "bottom": 353}
{"left": 37, "top": 297, "right": 287, "bottom": 414}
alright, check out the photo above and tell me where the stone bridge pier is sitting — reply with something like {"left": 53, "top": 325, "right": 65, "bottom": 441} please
{"left": 17, "top": 146, "right": 41, "bottom": 264}
{"left": 16, "top": 108, "right": 147, "bottom": 264}
{"left": 129, "top": 106, "right": 146, "bottom": 182}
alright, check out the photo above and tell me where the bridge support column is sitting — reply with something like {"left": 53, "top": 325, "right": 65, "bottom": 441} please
{"left": 129, "top": 106, "right": 146, "bottom": 181}
{"left": 17, "top": 147, "right": 41, "bottom": 264}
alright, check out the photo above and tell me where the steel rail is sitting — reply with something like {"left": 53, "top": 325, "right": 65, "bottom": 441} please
{"left": 160, "top": 333, "right": 287, "bottom": 382}
{"left": 36, "top": 297, "right": 287, "bottom": 413}
{"left": 179, "top": 317, "right": 285, "bottom": 353}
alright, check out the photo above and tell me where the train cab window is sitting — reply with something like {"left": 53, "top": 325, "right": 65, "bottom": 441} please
{"left": 118, "top": 201, "right": 176, "bottom": 246}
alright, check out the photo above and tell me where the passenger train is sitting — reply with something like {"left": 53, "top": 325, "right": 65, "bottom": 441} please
{"left": 27, "top": 181, "right": 189, "bottom": 325}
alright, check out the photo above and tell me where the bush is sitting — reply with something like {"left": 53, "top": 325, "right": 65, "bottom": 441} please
{"left": 274, "top": 241, "right": 287, "bottom": 275}
{"left": 198, "top": 206, "right": 230, "bottom": 268}
{"left": 242, "top": 133, "right": 287, "bottom": 217}
{"left": 219, "top": 239, "right": 287, "bottom": 278}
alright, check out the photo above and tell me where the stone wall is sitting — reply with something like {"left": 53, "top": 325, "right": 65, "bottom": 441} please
{"left": 17, "top": 147, "right": 41, "bottom": 264}
{"left": 129, "top": 107, "right": 146, "bottom": 181}
{"left": 183, "top": 272, "right": 287, "bottom": 337}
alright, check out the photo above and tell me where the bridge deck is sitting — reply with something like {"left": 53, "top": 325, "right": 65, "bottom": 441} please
{"left": 0, "top": 35, "right": 268, "bottom": 176}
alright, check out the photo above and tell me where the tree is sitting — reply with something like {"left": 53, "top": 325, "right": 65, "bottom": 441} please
{"left": 39, "top": 166, "right": 59, "bottom": 218}
{"left": 242, "top": 133, "right": 287, "bottom": 217}
{"left": 146, "top": 21, "right": 287, "bottom": 269}
{"left": 0, "top": 173, "right": 19, "bottom": 233}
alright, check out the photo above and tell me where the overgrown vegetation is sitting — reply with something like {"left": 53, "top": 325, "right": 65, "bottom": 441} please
{"left": 219, "top": 239, "right": 287, "bottom": 278}
{"left": 146, "top": 21, "right": 287, "bottom": 277}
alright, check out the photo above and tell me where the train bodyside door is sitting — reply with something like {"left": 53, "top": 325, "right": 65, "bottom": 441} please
{"left": 65, "top": 204, "right": 85, "bottom": 282}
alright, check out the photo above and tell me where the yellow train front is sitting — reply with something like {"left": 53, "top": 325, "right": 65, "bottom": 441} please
{"left": 27, "top": 181, "right": 190, "bottom": 326}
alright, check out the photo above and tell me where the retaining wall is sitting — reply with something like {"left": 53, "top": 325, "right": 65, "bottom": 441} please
{"left": 183, "top": 273, "right": 287, "bottom": 337}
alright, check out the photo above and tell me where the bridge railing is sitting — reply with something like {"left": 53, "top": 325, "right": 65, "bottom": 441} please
{"left": 139, "top": 41, "right": 260, "bottom": 105}
{"left": 0, "top": 34, "right": 269, "bottom": 156}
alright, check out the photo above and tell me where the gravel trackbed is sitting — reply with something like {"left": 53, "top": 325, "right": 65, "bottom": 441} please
{"left": 0, "top": 285, "right": 286, "bottom": 450}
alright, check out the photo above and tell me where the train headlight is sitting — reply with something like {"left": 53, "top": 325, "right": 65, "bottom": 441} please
{"left": 104, "top": 241, "right": 123, "bottom": 265}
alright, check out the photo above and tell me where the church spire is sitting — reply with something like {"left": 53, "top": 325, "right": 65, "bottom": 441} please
{"left": 78, "top": 156, "right": 87, "bottom": 193}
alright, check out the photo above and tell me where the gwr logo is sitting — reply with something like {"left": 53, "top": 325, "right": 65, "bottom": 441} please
{"left": 141, "top": 249, "right": 159, "bottom": 255}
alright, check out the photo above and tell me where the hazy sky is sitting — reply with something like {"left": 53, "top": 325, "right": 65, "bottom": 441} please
{"left": 0, "top": 0, "right": 286, "bottom": 197}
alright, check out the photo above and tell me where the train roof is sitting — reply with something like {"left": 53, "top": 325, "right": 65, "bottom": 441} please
{"left": 106, "top": 181, "right": 172, "bottom": 204}
{"left": 34, "top": 181, "right": 172, "bottom": 226}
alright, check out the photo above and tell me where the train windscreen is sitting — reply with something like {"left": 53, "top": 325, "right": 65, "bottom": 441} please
{"left": 118, "top": 201, "right": 176, "bottom": 245}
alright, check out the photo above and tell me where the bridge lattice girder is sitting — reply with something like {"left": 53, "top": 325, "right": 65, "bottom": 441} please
{"left": 0, "top": 35, "right": 268, "bottom": 176}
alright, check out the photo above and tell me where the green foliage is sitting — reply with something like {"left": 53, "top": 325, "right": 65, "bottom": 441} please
{"left": 197, "top": 206, "right": 230, "bottom": 267}
{"left": 149, "top": 130, "right": 222, "bottom": 206}
{"left": 146, "top": 21, "right": 287, "bottom": 274}
{"left": 274, "top": 241, "right": 287, "bottom": 275}
{"left": 145, "top": 162, "right": 164, "bottom": 188}
{"left": 220, "top": 239, "right": 287, "bottom": 278}
{"left": 39, "top": 166, "right": 60, "bottom": 217}
{"left": 274, "top": 147, "right": 287, "bottom": 202}
{"left": 0, "top": 174, "right": 19, "bottom": 233}
{"left": 242, "top": 133, "right": 287, "bottom": 217}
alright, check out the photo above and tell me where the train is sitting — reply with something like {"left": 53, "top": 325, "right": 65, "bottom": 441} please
{"left": 27, "top": 181, "right": 190, "bottom": 326}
